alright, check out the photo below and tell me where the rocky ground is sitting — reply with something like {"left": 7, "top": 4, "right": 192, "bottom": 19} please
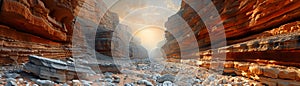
{"left": 0, "top": 61, "right": 267, "bottom": 86}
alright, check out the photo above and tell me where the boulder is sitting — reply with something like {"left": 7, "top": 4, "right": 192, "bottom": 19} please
{"left": 137, "top": 80, "right": 153, "bottom": 86}
{"left": 278, "top": 69, "right": 297, "bottom": 80}
{"left": 157, "top": 74, "right": 175, "bottom": 83}
{"left": 263, "top": 67, "right": 280, "bottom": 78}
{"left": 24, "top": 55, "right": 95, "bottom": 82}
{"left": 249, "top": 65, "right": 263, "bottom": 75}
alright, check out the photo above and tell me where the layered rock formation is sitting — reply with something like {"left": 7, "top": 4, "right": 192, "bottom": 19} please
{"left": 162, "top": 0, "right": 300, "bottom": 85}
{"left": 0, "top": 0, "right": 149, "bottom": 65}
{"left": 95, "top": 24, "right": 131, "bottom": 58}
{"left": 163, "top": 0, "right": 300, "bottom": 64}
{"left": 95, "top": 22, "right": 149, "bottom": 61}
{"left": 0, "top": 0, "right": 82, "bottom": 64}
{"left": 197, "top": 61, "right": 300, "bottom": 86}
{"left": 129, "top": 38, "right": 149, "bottom": 63}
{"left": 24, "top": 55, "right": 95, "bottom": 82}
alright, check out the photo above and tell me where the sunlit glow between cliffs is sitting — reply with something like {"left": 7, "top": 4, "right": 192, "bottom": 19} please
{"left": 134, "top": 27, "right": 165, "bottom": 51}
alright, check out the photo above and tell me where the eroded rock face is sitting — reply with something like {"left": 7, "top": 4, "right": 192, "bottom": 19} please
{"left": 0, "top": 0, "right": 142, "bottom": 65}
{"left": 163, "top": 0, "right": 300, "bottom": 85}
{"left": 197, "top": 61, "right": 300, "bottom": 86}
{"left": 95, "top": 24, "right": 132, "bottom": 58}
{"left": 0, "top": 0, "right": 80, "bottom": 42}
{"left": 24, "top": 55, "right": 95, "bottom": 82}
{"left": 177, "top": 0, "right": 300, "bottom": 46}
{"left": 162, "top": 0, "right": 300, "bottom": 66}
{"left": 129, "top": 42, "right": 149, "bottom": 63}
{"left": 95, "top": 23, "right": 149, "bottom": 63}
{"left": 0, "top": 0, "right": 78, "bottom": 64}
{"left": 200, "top": 23, "right": 300, "bottom": 66}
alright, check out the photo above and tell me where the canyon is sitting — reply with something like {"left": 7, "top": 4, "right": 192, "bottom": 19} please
{"left": 0, "top": 0, "right": 299, "bottom": 86}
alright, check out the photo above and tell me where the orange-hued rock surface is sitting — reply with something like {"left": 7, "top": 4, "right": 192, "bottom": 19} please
{"left": 196, "top": 61, "right": 300, "bottom": 85}
{"left": 0, "top": 0, "right": 81, "bottom": 64}
{"left": 0, "top": 0, "right": 148, "bottom": 64}
{"left": 162, "top": 0, "right": 300, "bottom": 66}
{"left": 162, "top": 1, "right": 299, "bottom": 82}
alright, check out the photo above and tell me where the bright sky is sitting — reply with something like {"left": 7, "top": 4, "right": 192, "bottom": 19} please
{"left": 134, "top": 27, "right": 165, "bottom": 50}
{"left": 103, "top": 0, "right": 182, "bottom": 51}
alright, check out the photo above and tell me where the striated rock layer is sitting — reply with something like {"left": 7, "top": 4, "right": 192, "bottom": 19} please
{"left": 163, "top": 0, "right": 300, "bottom": 85}
{"left": 162, "top": 0, "right": 300, "bottom": 65}
{"left": 24, "top": 55, "right": 95, "bottom": 82}
{"left": 0, "top": 0, "right": 81, "bottom": 64}
{"left": 95, "top": 23, "right": 149, "bottom": 60}
{"left": 196, "top": 61, "right": 300, "bottom": 86}
{"left": 0, "top": 0, "right": 149, "bottom": 65}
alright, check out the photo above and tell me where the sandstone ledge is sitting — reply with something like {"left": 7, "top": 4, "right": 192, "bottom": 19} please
{"left": 197, "top": 61, "right": 300, "bottom": 86}
{"left": 0, "top": 0, "right": 67, "bottom": 42}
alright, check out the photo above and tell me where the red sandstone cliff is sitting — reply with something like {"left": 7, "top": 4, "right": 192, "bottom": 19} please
{"left": 0, "top": 0, "right": 83, "bottom": 64}
{"left": 163, "top": 0, "right": 300, "bottom": 65}
{"left": 161, "top": 1, "right": 300, "bottom": 85}
{"left": 0, "top": 0, "right": 148, "bottom": 64}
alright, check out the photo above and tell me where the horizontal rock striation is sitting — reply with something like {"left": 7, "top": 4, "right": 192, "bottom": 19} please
{"left": 71, "top": 0, "right": 149, "bottom": 72}
{"left": 163, "top": 0, "right": 300, "bottom": 85}
{"left": 0, "top": 0, "right": 81, "bottom": 64}
{"left": 95, "top": 23, "right": 148, "bottom": 58}
{"left": 24, "top": 55, "right": 95, "bottom": 82}
{"left": 0, "top": 0, "right": 149, "bottom": 65}
{"left": 129, "top": 40, "right": 149, "bottom": 63}
{"left": 162, "top": 0, "right": 300, "bottom": 65}
{"left": 0, "top": 0, "right": 80, "bottom": 42}
{"left": 197, "top": 61, "right": 300, "bottom": 86}
{"left": 199, "top": 21, "right": 300, "bottom": 66}
{"left": 95, "top": 24, "right": 131, "bottom": 58}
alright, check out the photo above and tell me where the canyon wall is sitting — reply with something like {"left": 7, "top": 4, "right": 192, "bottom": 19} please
{"left": 162, "top": 0, "right": 300, "bottom": 85}
{"left": 129, "top": 38, "right": 149, "bottom": 63}
{"left": 95, "top": 24, "right": 149, "bottom": 60}
{"left": 0, "top": 0, "right": 82, "bottom": 64}
{"left": 163, "top": 0, "right": 300, "bottom": 65}
{"left": 0, "top": 0, "right": 148, "bottom": 65}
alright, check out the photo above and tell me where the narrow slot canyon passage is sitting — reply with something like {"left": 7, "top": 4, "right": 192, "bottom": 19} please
{"left": 0, "top": 0, "right": 300, "bottom": 86}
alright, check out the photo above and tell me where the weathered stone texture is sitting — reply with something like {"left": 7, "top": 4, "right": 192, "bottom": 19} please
{"left": 24, "top": 55, "right": 94, "bottom": 82}
{"left": 198, "top": 61, "right": 300, "bottom": 86}
{"left": 0, "top": 0, "right": 84, "bottom": 64}
{"left": 163, "top": 0, "right": 300, "bottom": 66}
{"left": 0, "top": 0, "right": 129, "bottom": 65}
{"left": 163, "top": 0, "right": 300, "bottom": 85}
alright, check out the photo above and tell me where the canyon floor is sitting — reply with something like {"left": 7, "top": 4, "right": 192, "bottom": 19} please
{"left": 0, "top": 61, "right": 269, "bottom": 86}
